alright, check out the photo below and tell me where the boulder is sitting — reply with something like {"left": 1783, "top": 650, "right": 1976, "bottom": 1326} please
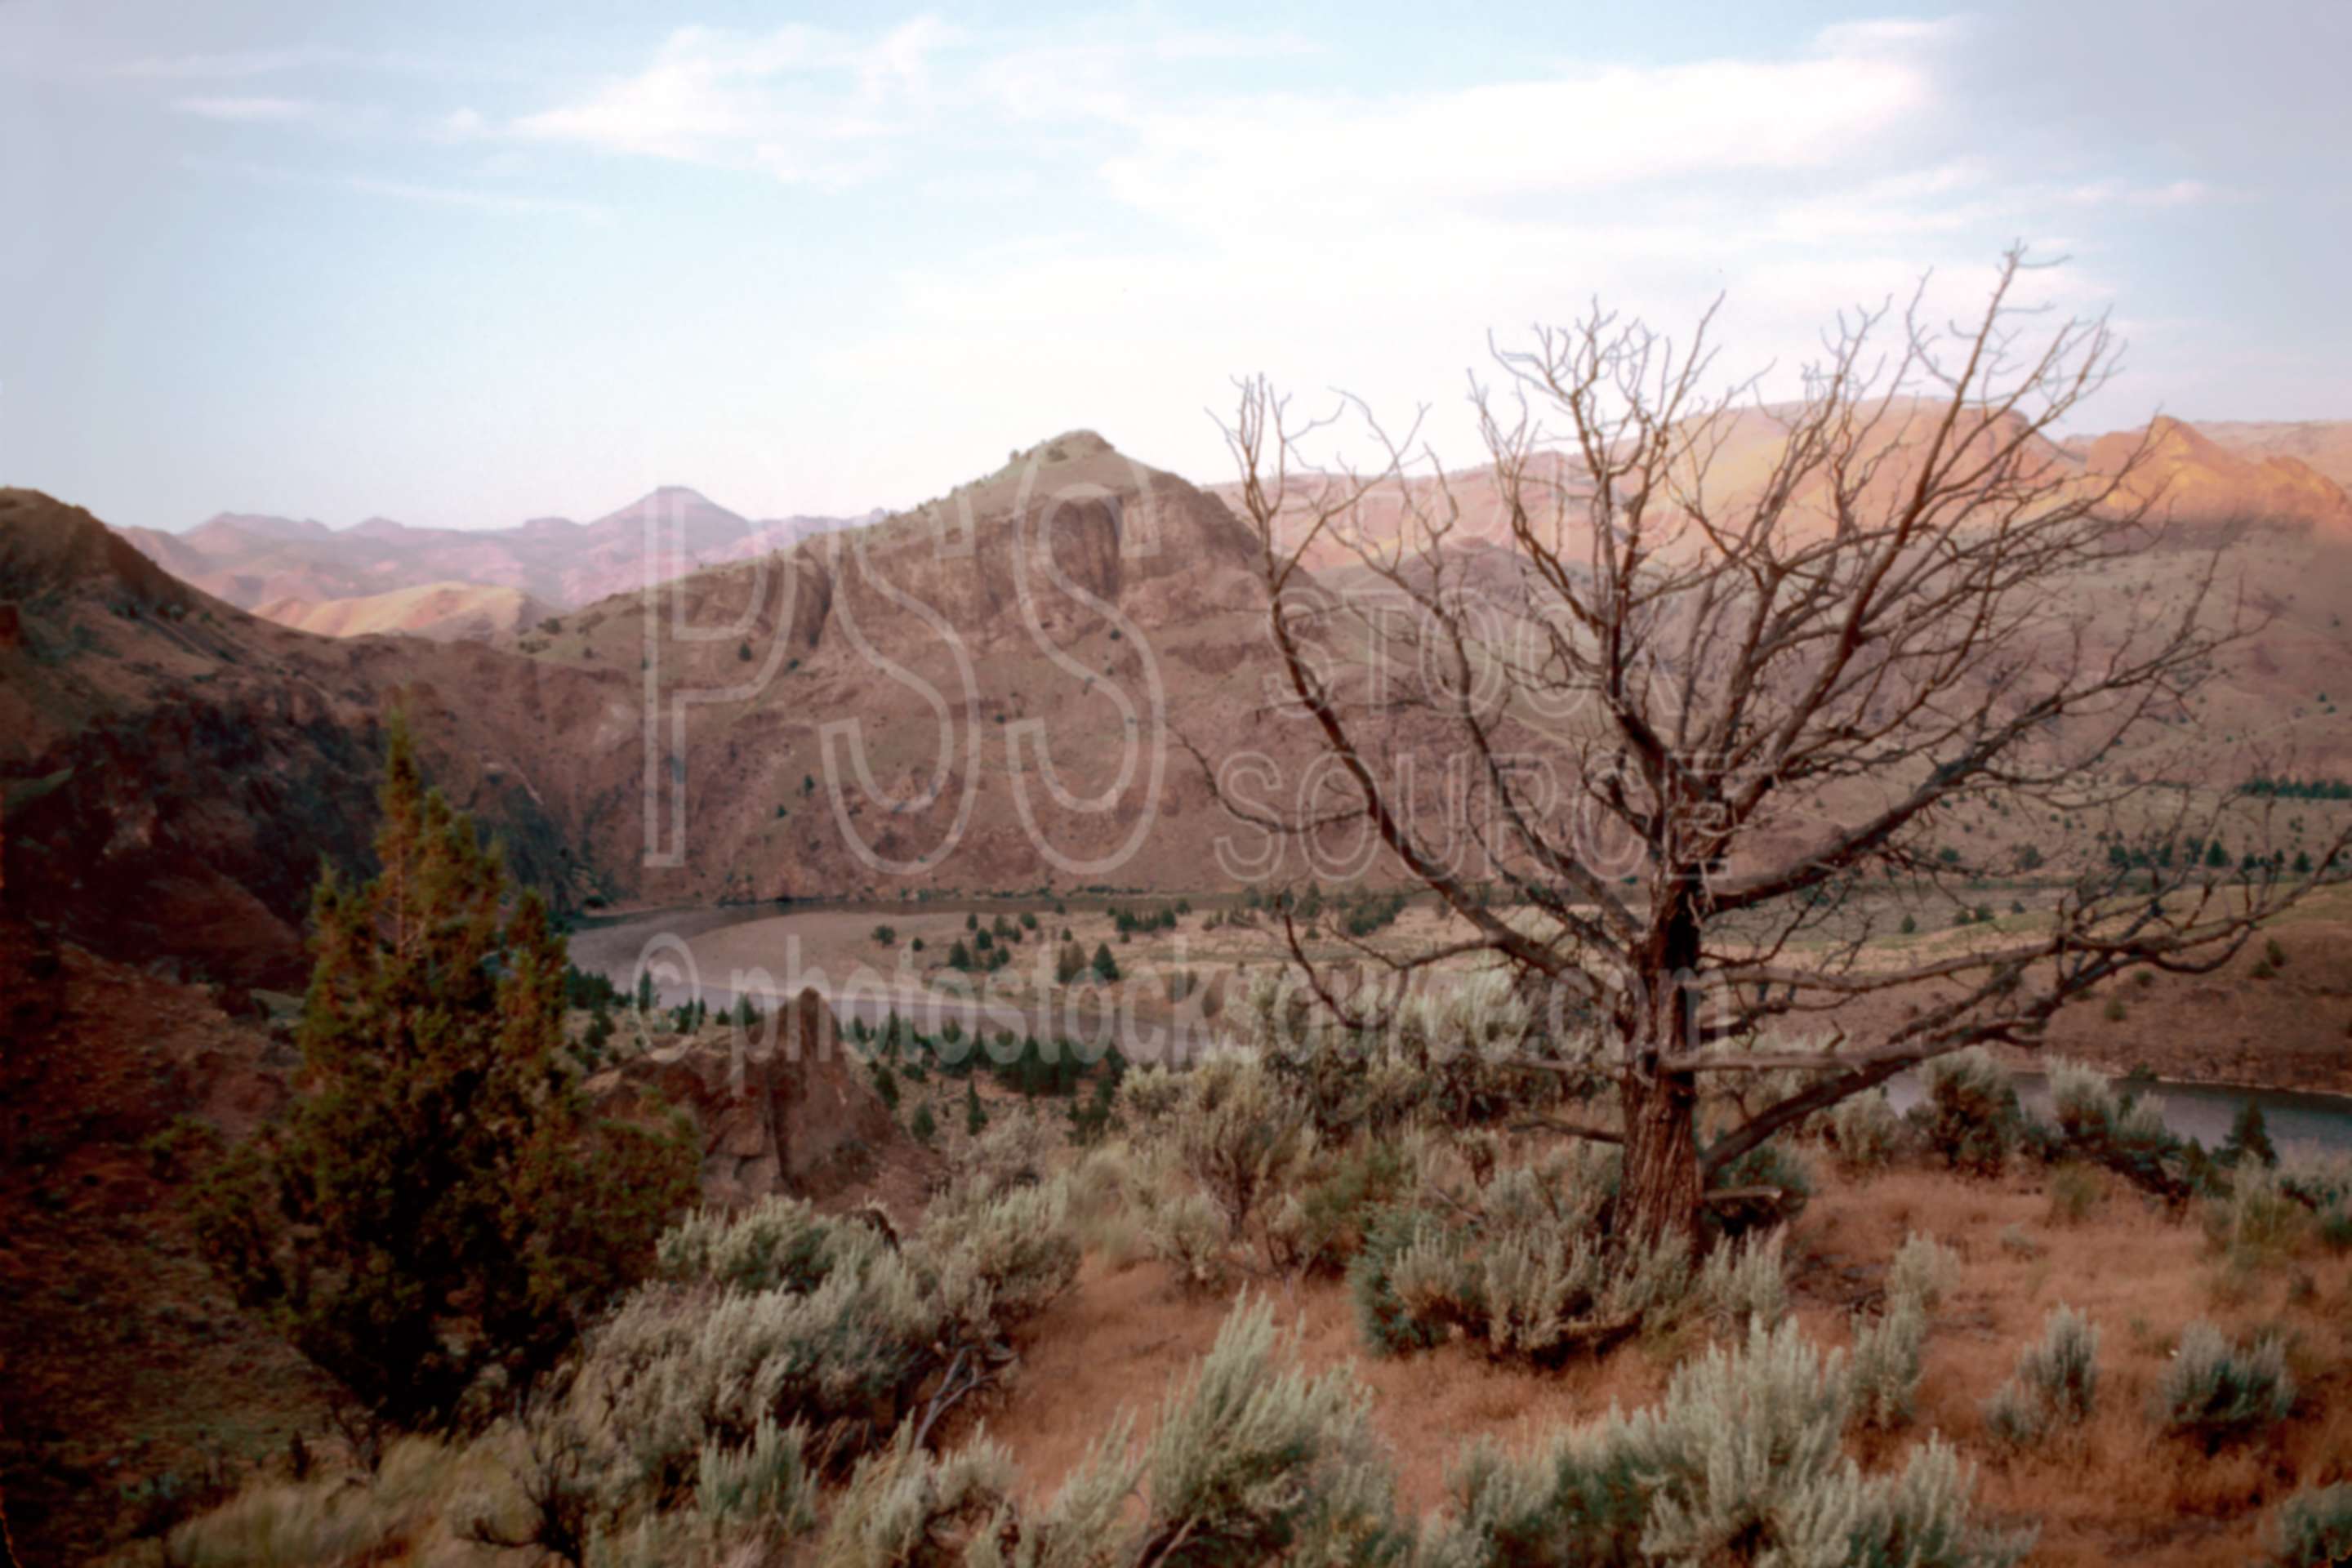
{"left": 592, "top": 987, "right": 904, "bottom": 1207}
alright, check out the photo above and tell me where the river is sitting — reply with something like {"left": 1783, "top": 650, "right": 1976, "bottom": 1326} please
{"left": 571, "top": 902, "right": 2352, "bottom": 1152}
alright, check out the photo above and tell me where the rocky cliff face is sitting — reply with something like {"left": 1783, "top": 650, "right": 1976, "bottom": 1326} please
{"left": 515, "top": 431, "right": 1307, "bottom": 911}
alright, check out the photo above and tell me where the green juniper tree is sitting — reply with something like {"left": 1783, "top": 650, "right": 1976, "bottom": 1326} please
{"left": 194, "top": 717, "right": 697, "bottom": 1432}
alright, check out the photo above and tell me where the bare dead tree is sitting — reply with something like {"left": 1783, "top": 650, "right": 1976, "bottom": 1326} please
{"left": 1206, "top": 248, "right": 2347, "bottom": 1245}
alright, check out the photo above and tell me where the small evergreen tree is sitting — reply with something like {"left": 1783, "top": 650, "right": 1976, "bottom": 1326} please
{"left": 1092, "top": 942, "right": 1121, "bottom": 982}
{"left": 194, "top": 716, "right": 697, "bottom": 1432}
{"left": 583, "top": 1000, "right": 615, "bottom": 1059}
{"left": 965, "top": 1078, "right": 987, "bottom": 1137}
{"left": 2222, "top": 1101, "right": 2278, "bottom": 1169}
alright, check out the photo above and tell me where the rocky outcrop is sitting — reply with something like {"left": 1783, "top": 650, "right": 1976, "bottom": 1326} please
{"left": 2083, "top": 416, "right": 2352, "bottom": 540}
{"left": 590, "top": 988, "right": 907, "bottom": 1207}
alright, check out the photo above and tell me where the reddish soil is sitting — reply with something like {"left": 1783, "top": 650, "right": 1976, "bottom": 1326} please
{"left": 965, "top": 1161, "right": 2352, "bottom": 1566}
{"left": 0, "top": 920, "right": 332, "bottom": 1564}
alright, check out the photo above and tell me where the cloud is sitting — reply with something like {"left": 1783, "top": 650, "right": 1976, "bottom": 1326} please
{"left": 510, "top": 15, "right": 1325, "bottom": 182}
{"left": 1080, "top": 22, "right": 1975, "bottom": 248}
{"left": 794, "top": 17, "right": 2190, "bottom": 486}
{"left": 172, "top": 96, "right": 323, "bottom": 123}
{"left": 512, "top": 16, "right": 959, "bottom": 182}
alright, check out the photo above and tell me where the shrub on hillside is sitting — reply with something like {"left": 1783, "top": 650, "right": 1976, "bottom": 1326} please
{"left": 1348, "top": 1204, "right": 1448, "bottom": 1358}
{"left": 1272, "top": 1136, "right": 1414, "bottom": 1276}
{"left": 1982, "top": 1305, "right": 2100, "bottom": 1449}
{"left": 2205, "top": 1162, "right": 2310, "bottom": 1270}
{"left": 1695, "top": 1227, "right": 1790, "bottom": 1329}
{"left": 1831, "top": 1088, "right": 1905, "bottom": 1174}
{"left": 811, "top": 1427, "right": 1013, "bottom": 1568}
{"left": 876, "top": 1298, "right": 1402, "bottom": 1566}
{"left": 694, "top": 1414, "right": 817, "bottom": 1543}
{"left": 1127, "top": 1298, "right": 1400, "bottom": 1564}
{"left": 1138, "top": 1187, "right": 1232, "bottom": 1293}
{"left": 2270, "top": 1483, "right": 2352, "bottom": 1568}
{"left": 1118, "top": 1049, "right": 1311, "bottom": 1267}
{"left": 1426, "top": 1318, "right": 2030, "bottom": 1568}
{"left": 2276, "top": 1147, "right": 2352, "bottom": 1252}
{"left": 1238, "top": 967, "right": 1601, "bottom": 1139}
{"left": 1909, "top": 1049, "right": 2021, "bottom": 1175}
{"left": 2038, "top": 1058, "right": 2192, "bottom": 1199}
{"left": 569, "top": 1178, "right": 1079, "bottom": 1512}
{"left": 2154, "top": 1321, "right": 2296, "bottom": 1451}
{"left": 1886, "top": 1232, "right": 1962, "bottom": 1312}
{"left": 1850, "top": 1290, "right": 1928, "bottom": 1432}
{"left": 1345, "top": 1141, "right": 1784, "bottom": 1363}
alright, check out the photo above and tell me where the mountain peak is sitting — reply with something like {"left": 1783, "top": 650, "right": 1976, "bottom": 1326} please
{"left": 1024, "top": 430, "right": 1115, "bottom": 463}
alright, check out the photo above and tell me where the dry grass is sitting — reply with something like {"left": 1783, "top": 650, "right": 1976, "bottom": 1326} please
{"left": 964, "top": 1154, "right": 2352, "bottom": 1564}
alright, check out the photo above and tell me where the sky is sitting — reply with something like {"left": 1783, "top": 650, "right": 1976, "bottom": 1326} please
{"left": 2, "top": 0, "right": 2347, "bottom": 533}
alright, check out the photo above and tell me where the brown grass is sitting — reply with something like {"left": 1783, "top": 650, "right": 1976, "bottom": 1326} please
{"left": 965, "top": 1154, "right": 2352, "bottom": 1564}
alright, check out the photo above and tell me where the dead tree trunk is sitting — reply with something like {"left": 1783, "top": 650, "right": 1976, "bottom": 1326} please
{"left": 1619, "top": 1064, "right": 1703, "bottom": 1247}
{"left": 1617, "top": 893, "right": 1704, "bottom": 1246}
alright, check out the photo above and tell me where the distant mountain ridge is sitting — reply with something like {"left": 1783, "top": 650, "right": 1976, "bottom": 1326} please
{"left": 117, "top": 487, "right": 879, "bottom": 630}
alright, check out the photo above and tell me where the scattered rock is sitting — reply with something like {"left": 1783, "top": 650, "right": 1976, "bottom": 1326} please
{"left": 591, "top": 987, "right": 915, "bottom": 1207}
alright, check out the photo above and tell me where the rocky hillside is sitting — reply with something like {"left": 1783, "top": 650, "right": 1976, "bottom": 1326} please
{"left": 2191, "top": 418, "right": 2352, "bottom": 491}
{"left": 514, "top": 430, "right": 1334, "bottom": 908}
{"left": 0, "top": 488, "right": 653, "bottom": 985}
{"left": 2080, "top": 415, "right": 2352, "bottom": 540}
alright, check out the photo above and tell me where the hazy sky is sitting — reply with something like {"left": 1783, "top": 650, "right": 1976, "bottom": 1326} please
{"left": 4, "top": 1, "right": 2346, "bottom": 532}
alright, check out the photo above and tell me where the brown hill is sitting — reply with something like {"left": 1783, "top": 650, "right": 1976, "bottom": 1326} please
{"left": 1209, "top": 397, "right": 2079, "bottom": 569}
{"left": 520, "top": 430, "right": 1335, "bottom": 907}
{"left": 252, "top": 580, "right": 555, "bottom": 642}
{"left": 2078, "top": 416, "right": 2352, "bottom": 540}
{"left": 2191, "top": 419, "right": 2352, "bottom": 490}
{"left": 0, "top": 488, "right": 653, "bottom": 985}
{"left": 117, "top": 487, "right": 870, "bottom": 623}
